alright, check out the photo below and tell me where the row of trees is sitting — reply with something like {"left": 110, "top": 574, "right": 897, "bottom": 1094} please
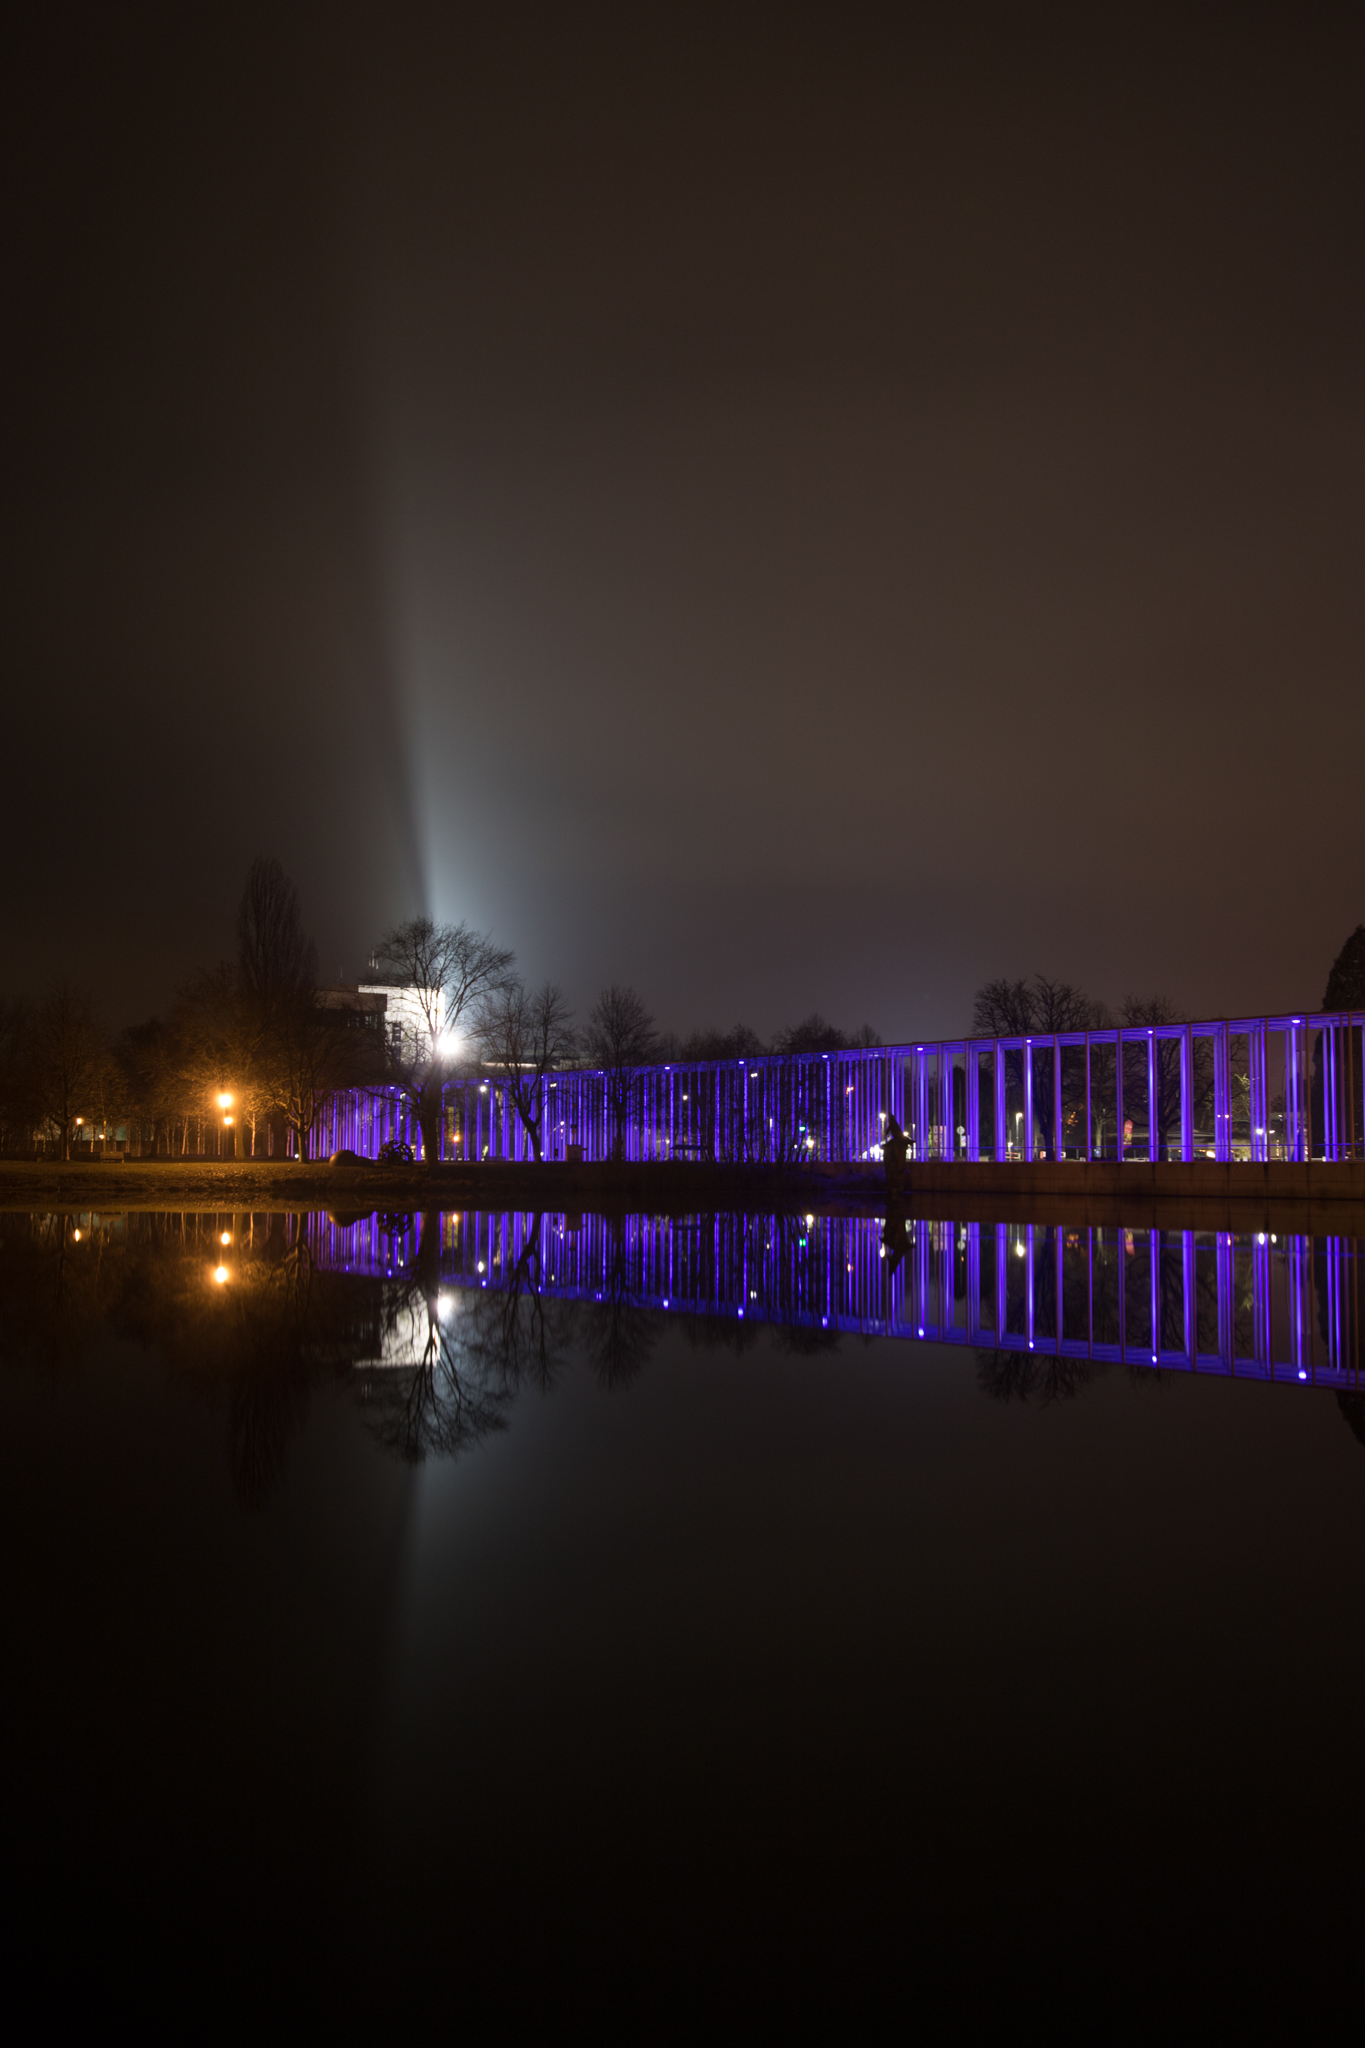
{"left": 0, "top": 862, "right": 372, "bottom": 1160}
{"left": 969, "top": 953, "right": 1362, "bottom": 1157}
{"left": 971, "top": 974, "right": 1217, "bottom": 1155}
{"left": 11, "top": 859, "right": 1354, "bottom": 1166}
{"left": 0, "top": 855, "right": 887, "bottom": 1163}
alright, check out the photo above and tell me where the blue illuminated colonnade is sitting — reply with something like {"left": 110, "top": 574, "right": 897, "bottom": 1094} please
{"left": 317, "top": 1007, "right": 1365, "bottom": 1166}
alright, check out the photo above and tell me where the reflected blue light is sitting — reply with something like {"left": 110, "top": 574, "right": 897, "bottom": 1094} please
{"left": 310, "top": 1210, "right": 1362, "bottom": 1388}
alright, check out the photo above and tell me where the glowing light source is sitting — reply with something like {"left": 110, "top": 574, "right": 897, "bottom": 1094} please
{"left": 214, "top": 1266, "right": 229, "bottom": 1284}
{"left": 217, "top": 1092, "right": 233, "bottom": 1110}
{"left": 220, "top": 1231, "right": 231, "bottom": 1246}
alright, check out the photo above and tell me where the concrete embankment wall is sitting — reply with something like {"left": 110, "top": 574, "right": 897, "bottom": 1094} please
{"left": 414, "top": 1156, "right": 1365, "bottom": 1232}
{"left": 898, "top": 1159, "right": 1365, "bottom": 1203}
{"left": 421, "top": 1157, "right": 1365, "bottom": 1234}
{"left": 459, "top": 1158, "right": 1365, "bottom": 1203}
{"left": 3, "top": 1156, "right": 1364, "bottom": 1233}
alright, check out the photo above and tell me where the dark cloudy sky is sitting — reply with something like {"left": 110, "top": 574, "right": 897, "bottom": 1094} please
{"left": 6, "top": 5, "right": 1364, "bottom": 1039}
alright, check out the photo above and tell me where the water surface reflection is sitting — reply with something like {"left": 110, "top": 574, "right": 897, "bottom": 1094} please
{"left": 4, "top": 1205, "right": 1365, "bottom": 2030}
{"left": 2, "top": 1208, "right": 1360, "bottom": 1503}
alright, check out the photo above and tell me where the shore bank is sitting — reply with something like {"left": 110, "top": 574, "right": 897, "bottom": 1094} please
{"left": 1, "top": 1156, "right": 1363, "bottom": 1235}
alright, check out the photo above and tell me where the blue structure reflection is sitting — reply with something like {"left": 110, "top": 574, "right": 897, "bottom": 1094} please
{"left": 314, "top": 1211, "right": 1363, "bottom": 1389}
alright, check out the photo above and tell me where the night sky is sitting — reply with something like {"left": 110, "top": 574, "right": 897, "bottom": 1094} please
{"left": 7, "top": 7, "right": 1364, "bottom": 1038}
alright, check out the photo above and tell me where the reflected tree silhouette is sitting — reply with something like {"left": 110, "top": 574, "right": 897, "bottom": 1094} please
{"left": 2, "top": 1209, "right": 1358, "bottom": 1493}
{"left": 1335, "top": 1392, "right": 1365, "bottom": 1450}
{"left": 356, "top": 1210, "right": 511, "bottom": 1463}
{"left": 678, "top": 1313, "right": 763, "bottom": 1359}
{"left": 0, "top": 1211, "right": 127, "bottom": 1371}
{"left": 145, "top": 1216, "right": 370, "bottom": 1503}
{"left": 975, "top": 1346, "right": 1110, "bottom": 1406}
{"left": 458, "top": 1210, "right": 576, "bottom": 1397}
{"left": 581, "top": 1216, "right": 661, "bottom": 1388}
{"left": 356, "top": 1309, "right": 509, "bottom": 1464}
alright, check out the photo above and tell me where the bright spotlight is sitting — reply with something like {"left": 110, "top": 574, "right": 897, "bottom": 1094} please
{"left": 220, "top": 1231, "right": 231, "bottom": 1246}
{"left": 214, "top": 1265, "right": 229, "bottom": 1285}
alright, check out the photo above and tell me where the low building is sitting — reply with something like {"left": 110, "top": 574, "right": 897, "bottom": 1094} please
{"left": 357, "top": 983, "right": 443, "bottom": 1061}
{"left": 315, "top": 985, "right": 389, "bottom": 1034}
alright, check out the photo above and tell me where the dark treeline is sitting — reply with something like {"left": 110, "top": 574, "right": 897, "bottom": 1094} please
{"left": 975, "top": 940, "right": 1363, "bottom": 1156}
{"left": 0, "top": 858, "right": 887, "bottom": 1163}
{"left": 4, "top": 855, "right": 1358, "bottom": 1165}
{"left": 0, "top": 860, "right": 386, "bottom": 1162}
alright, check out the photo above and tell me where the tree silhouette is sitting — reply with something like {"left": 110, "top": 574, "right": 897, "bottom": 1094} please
{"left": 583, "top": 985, "right": 659, "bottom": 1161}
{"left": 372, "top": 915, "right": 515, "bottom": 1161}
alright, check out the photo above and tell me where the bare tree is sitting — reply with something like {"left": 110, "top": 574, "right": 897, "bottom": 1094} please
{"left": 1120, "top": 995, "right": 1214, "bottom": 1157}
{"left": 28, "top": 981, "right": 109, "bottom": 1159}
{"left": 772, "top": 1014, "right": 882, "bottom": 1054}
{"left": 0, "top": 997, "right": 33, "bottom": 1156}
{"left": 680, "top": 1023, "right": 767, "bottom": 1062}
{"left": 259, "top": 988, "right": 355, "bottom": 1162}
{"left": 237, "top": 855, "right": 317, "bottom": 1015}
{"left": 114, "top": 1015, "right": 183, "bottom": 1158}
{"left": 972, "top": 975, "right": 1105, "bottom": 1038}
{"left": 971, "top": 975, "right": 1108, "bottom": 1157}
{"left": 173, "top": 961, "right": 269, "bottom": 1159}
{"left": 584, "top": 984, "right": 659, "bottom": 1160}
{"left": 474, "top": 980, "right": 577, "bottom": 1161}
{"left": 371, "top": 916, "right": 516, "bottom": 1161}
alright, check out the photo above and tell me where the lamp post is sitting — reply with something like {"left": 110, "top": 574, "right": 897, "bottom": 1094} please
{"left": 217, "top": 1091, "right": 235, "bottom": 1161}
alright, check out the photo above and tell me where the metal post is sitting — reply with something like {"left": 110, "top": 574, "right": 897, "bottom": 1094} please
{"left": 1085, "top": 1034, "right": 1092, "bottom": 1160}
{"left": 1116, "top": 1032, "right": 1125, "bottom": 1164}
{"left": 1147, "top": 1030, "right": 1157, "bottom": 1162}
{"left": 1024, "top": 1042, "right": 1034, "bottom": 1163}
{"left": 994, "top": 1040, "right": 1006, "bottom": 1163}
{"left": 966, "top": 1045, "right": 980, "bottom": 1162}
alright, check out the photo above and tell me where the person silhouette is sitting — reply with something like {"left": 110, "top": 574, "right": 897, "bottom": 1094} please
{"left": 882, "top": 1110, "right": 908, "bottom": 1203}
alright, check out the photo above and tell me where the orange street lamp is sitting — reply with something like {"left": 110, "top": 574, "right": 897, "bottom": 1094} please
{"left": 220, "top": 1231, "right": 231, "bottom": 1246}
{"left": 214, "top": 1265, "right": 229, "bottom": 1285}
{"left": 217, "top": 1091, "right": 233, "bottom": 1111}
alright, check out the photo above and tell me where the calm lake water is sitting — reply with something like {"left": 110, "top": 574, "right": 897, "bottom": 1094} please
{"left": 2, "top": 1207, "right": 1363, "bottom": 2034}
